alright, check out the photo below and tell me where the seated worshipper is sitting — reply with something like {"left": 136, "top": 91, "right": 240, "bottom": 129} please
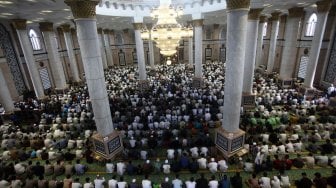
{"left": 208, "top": 175, "right": 219, "bottom": 188}
{"left": 14, "top": 161, "right": 27, "bottom": 176}
{"left": 54, "top": 160, "right": 65, "bottom": 176}
{"left": 74, "top": 159, "right": 87, "bottom": 175}
{"left": 126, "top": 160, "right": 136, "bottom": 175}
{"left": 108, "top": 175, "right": 117, "bottom": 188}
{"left": 65, "top": 161, "right": 74, "bottom": 176}
{"left": 315, "top": 154, "right": 329, "bottom": 167}
{"left": 271, "top": 176, "right": 281, "bottom": 188}
{"left": 331, "top": 155, "right": 336, "bottom": 168}
{"left": 189, "top": 158, "right": 199, "bottom": 174}
{"left": 218, "top": 158, "right": 228, "bottom": 172}
{"left": 244, "top": 158, "right": 254, "bottom": 172}
{"left": 207, "top": 158, "right": 218, "bottom": 173}
{"left": 44, "top": 160, "right": 54, "bottom": 176}
{"left": 321, "top": 139, "right": 334, "bottom": 154}
{"left": 285, "top": 141, "right": 294, "bottom": 153}
{"left": 302, "top": 153, "right": 315, "bottom": 168}
{"left": 306, "top": 140, "right": 320, "bottom": 154}
{"left": 117, "top": 176, "right": 127, "bottom": 188}
{"left": 292, "top": 154, "right": 305, "bottom": 169}
{"left": 190, "top": 147, "right": 199, "bottom": 158}
{"left": 116, "top": 161, "right": 126, "bottom": 176}
{"left": 280, "top": 173, "right": 291, "bottom": 188}
{"left": 295, "top": 172, "right": 313, "bottom": 188}
{"left": 197, "top": 154, "right": 207, "bottom": 169}
{"left": 167, "top": 149, "right": 175, "bottom": 159}
{"left": 245, "top": 173, "right": 259, "bottom": 188}
{"left": 94, "top": 174, "right": 105, "bottom": 188}
{"left": 162, "top": 160, "right": 171, "bottom": 174}
{"left": 143, "top": 160, "right": 154, "bottom": 175}
{"left": 180, "top": 153, "right": 190, "bottom": 169}
{"left": 259, "top": 172, "right": 271, "bottom": 188}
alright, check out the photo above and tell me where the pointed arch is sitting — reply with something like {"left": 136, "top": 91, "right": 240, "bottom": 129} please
{"left": 305, "top": 13, "right": 317, "bottom": 37}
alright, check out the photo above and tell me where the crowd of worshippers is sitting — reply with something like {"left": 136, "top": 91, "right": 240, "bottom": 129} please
{"left": 0, "top": 62, "right": 336, "bottom": 187}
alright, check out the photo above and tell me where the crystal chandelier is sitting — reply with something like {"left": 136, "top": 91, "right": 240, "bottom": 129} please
{"left": 141, "top": 0, "right": 193, "bottom": 57}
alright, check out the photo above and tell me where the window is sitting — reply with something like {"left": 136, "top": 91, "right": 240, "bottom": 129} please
{"left": 29, "top": 29, "right": 42, "bottom": 50}
{"left": 305, "top": 13, "right": 317, "bottom": 37}
{"left": 263, "top": 22, "right": 267, "bottom": 37}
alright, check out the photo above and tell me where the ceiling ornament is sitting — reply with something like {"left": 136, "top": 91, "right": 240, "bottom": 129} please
{"left": 140, "top": 0, "right": 193, "bottom": 57}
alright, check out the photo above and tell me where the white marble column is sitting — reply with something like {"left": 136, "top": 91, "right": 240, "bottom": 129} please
{"left": 103, "top": 29, "right": 114, "bottom": 68}
{"left": 61, "top": 24, "right": 81, "bottom": 82}
{"left": 12, "top": 19, "right": 45, "bottom": 99}
{"left": 67, "top": 15, "right": 114, "bottom": 136}
{"left": 243, "top": 9, "right": 262, "bottom": 94}
{"left": 188, "top": 37, "right": 193, "bottom": 66}
{"left": 148, "top": 32, "right": 155, "bottom": 69}
{"left": 133, "top": 23, "right": 147, "bottom": 80}
{"left": 304, "top": 0, "right": 332, "bottom": 88}
{"left": 222, "top": 1, "right": 250, "bottom": 132}
{"left": 193, "top": 19, "right": 203, "bottom": 78}
{"left": 98, "top": 28, "right": 108, "bottom": 69}
{"left": 279, "top": 7, "right": 304, "bottom": 80}
{"left": 255, "top": 16, "right": 266, "bottom": 68}
{"left": 0, "top": 68, "right": 15, "bottom": 112}
{"left": 40, "top": 22, "right": 67, "bottom": 90}
{"left": 266, "top": 12, "right": 280, "bottom": 74}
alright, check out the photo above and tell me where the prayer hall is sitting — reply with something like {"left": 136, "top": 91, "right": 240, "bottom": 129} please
{"left": 0, "top": 0, "right": 336, "bottom": 187}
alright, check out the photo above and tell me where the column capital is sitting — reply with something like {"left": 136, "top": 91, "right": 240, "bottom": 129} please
{"left": 39, "top": 22, "right": 54, "bottom": 32}
{"left": 248, "top": 9, "right": 263, "bottom": 20}
{"left": 316, "top": 0, "right": 332, "bottom": 13}
{"left": 97, "top": 28, "right": 103, "bottom": 34}
{"left": 123, "top": 28, "right": 129, "bottom": 33}
{"left": 259, "top": 16, "right": 267, "bottom": 23}
{"left": 61, "top": 24, "right": 71, "bottom": 32}
{"left": 103, "top": 29, "right": 110, "bottom": 33}
{"left": 12, "top": 19, "right": 27, "bottom": 30}
{"left": 213, "top": 24, "right": 220, "bottom": 30}
{"left": 288, "top": 7, "right": 304, "bottom": 18}
{"left": 64, "top": 0, "right": 99, "bottom": 19}
{"left": 132, "top": 23, "right": 143, "bottom": 30}
{"left": 270, "top": 12, "right": 281, "bottom": 21}
{"left": 192, "top": 19, "right": 203, "bottom": 27}
{"left": 226, "top": 0, "right": 250, "bottom": 10}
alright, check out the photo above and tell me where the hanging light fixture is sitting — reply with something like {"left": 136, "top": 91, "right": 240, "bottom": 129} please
{"left": 141, "top": 0, "right": 193, "bottom": 57}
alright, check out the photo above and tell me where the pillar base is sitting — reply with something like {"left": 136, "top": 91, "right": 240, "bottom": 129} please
{"left": 192, "top": 77, "right": 203, "bottom": 88}
{"left": 91, "top": 131, "right": 123, "bottom": 160}
{"left": 278, "top": 79, "right": 293, "bottom": 88}
{"left": 215, "top": 127, "right": 246, "bottom": 159}
{"left": 242, "top": 93, "right": 256, "bottom": 110}
{"left": 138, "top": 80, "right": 150, "bottom": 91}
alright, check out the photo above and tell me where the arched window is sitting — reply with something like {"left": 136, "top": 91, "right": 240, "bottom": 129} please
{"left": 115, "top": 33, "right": 124, "bottom": 45}
{"left": 305, "top": 13, "right": 317, "bottom": 37}
{"left": 219, "top": 26, "right": 226, "bottom": 39}
{"left": 29, "top": 29, "right": 42, "bottom": 50}
{"left": 263, "top": 22, "right": 267, "bottom": 37}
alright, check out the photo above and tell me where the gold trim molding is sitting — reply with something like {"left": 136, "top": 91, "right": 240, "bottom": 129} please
{"left": 226, "top": 0, "right": 250, "bottom": 10}
{"left": 248, "top": 9, "right": 263, "bottom": 20}
{"left": 259, "top": 16, "right": 267, "bottom": 23}
{"left": 61, "top": 24, "right": 71, "bottom": 32}
{"left": 270, "top": 12, "right": 281, "bottom": 21}
{"left": 132, "top": 23, "right": 143, "bottom": 30}
{"left": 39, "top": 22, "right": 54, "bottom": 32}
{"left": 12, "top": 19, "right": 27, "bottom": 30}
{"left": 288, "top": 7, "right": 304, "bottom": 18}
{"left": 316, "top": 0, "right": 332, "bottom": 13}
{"left": 193, "top": 19, "right": 203, "bottom": 27}
{"left": 64, "top": 0, "right": 99, "bottom": 19}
